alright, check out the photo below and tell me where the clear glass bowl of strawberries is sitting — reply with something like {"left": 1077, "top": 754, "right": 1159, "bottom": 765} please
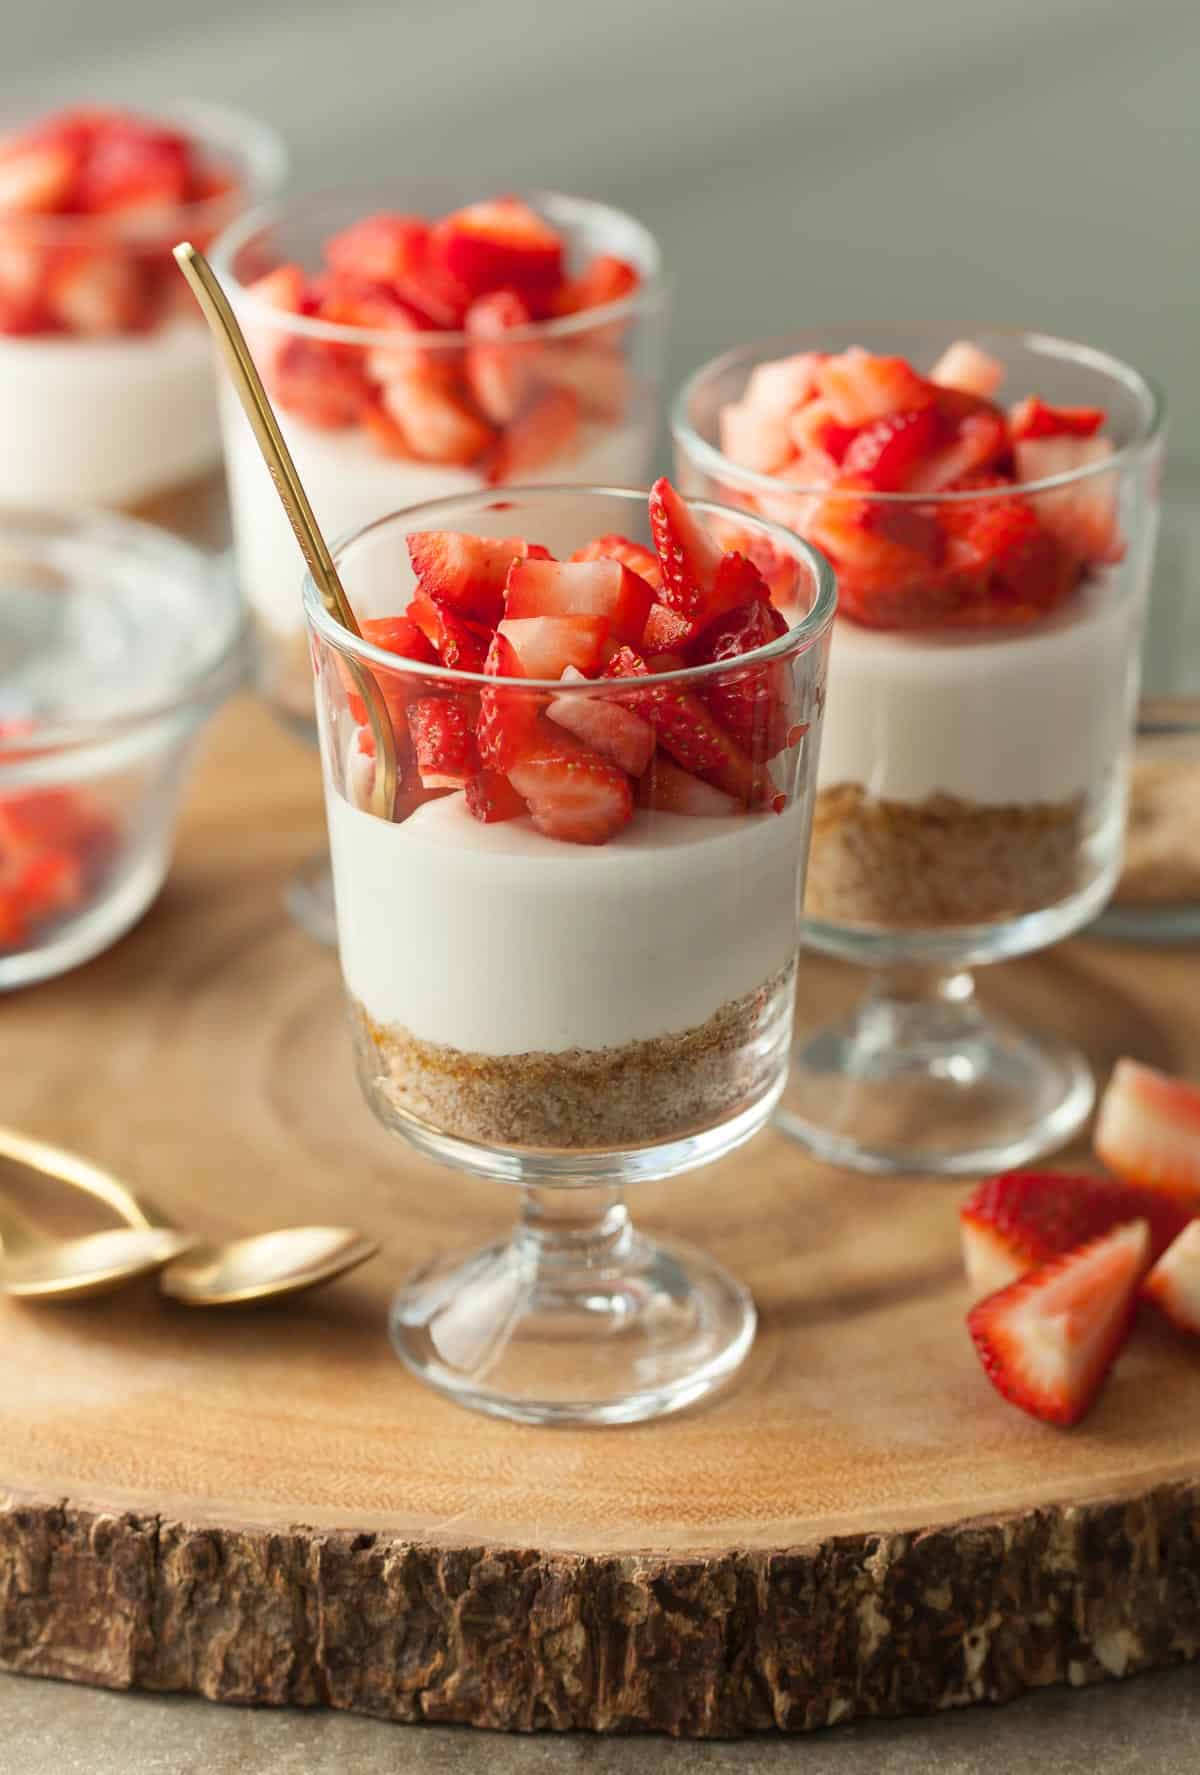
{"left": 211, "top": 187, "right": 665, "bottom": 734}
{"left": 302, "top": 480, "right": 834, "bottom": 1424}
{"left": 0, "top": 508, "right": 247, "bottom": 990}
{"left": 0, "top": 102, "right": 285, "bottom": 522}
{"left": 674, "top": 328, "right": 1165, "bottom": 1176}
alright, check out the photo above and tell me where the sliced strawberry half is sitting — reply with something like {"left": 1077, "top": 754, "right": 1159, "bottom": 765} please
{"left": 431, "top": 198, "right": 563, "bottom": 311}
{"left": 408, "top": 530, "right": 549, "bottom": 627}
{"left": 1013, "top": 435, "right": 1122, "bottom": 565}
{"left": 547, "top": 665, "right": 655, "bottom": 776}
{"left": 485, "top": 385, "right": 580, "bottom": 485}
{"left": 465, "top": 769, "right": 527, "bottom": 824}
{"left": 508, "top": 727, "right": 634, "bottom": 846}
{"left": 407, "top": 695, "right": 480, "bottom": 789}
{"left": 1095, "top": 1059, "right": 1200, "bottom": 1209}
{"left": 959, "top": 1169, "right": 1190, "bottom": 1300}
{"left": 1141, "top": 1222, "right": 1200, "bottom": 1335}
{"left": 840, "top": 405, "right": 945, "bottom": 491}
{"left": 464, "top": 288, "right": 535, "bottom": 425}
{"left": 967, "top": 1219, "right": 1150, "bottom": 1427}
{"left": 643, "top": 602, "right": 694, "bottom": 653}
{"left": 477, "top": 632, "right": 538, "bottom": 770}
{"left": 605, "top": 645, "right": 758, "bottom": 802}
{"left": 497, "top": 614, "right": 610, "bottom": 679}
{"left": 568, "top": 533, "right": 662, "bottom": 590}
{"left": 637, "top": 754, "right": 741, "bottom": 817}
{"left": 689, "top": 597, "right": 791, "bottom": 760}
{"left": 816, "top": 348, "right": 934, "bottom": 426}
{"left": 648, "top": 477, "right": 770, "bottom": 631}
{"left": 1009, "top": 396, "right": 1106, "bottom": 442}
{"left": 504, "top": 556, "right": 654, "bottom": 645}
{"left": 929, "top": 340, "right": 1004, "bottom": 400}
{"left": 407, "top": 594, "right": 493, "bottom": 674}
{"left": 361, "top": 614, "right": 439, "bottom": 665}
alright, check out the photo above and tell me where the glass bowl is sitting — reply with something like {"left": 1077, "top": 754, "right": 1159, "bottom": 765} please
{"left": 0, "top": 506, "right": 248, "bottom": 989}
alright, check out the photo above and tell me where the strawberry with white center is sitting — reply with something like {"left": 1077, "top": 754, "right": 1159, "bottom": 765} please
{"left": 408, "top": 697, "right": 480, "bottom": 790}
{"left": 504, "top": 556, "right": 655, "bottom": 645}
{"left": 929, "top": 340, "right": 1004, "bottom": 400}
{"left": 967, "top": 1219, "right": 1150, "bottom": 1426}
{"left": 547, "top": 666, "right": 656, "bottom": 777}
{"left": 408, "top": 531, "right": 551, "bottom": 627}
{"left": 464, "top": 288, "right": 536, "bottom": 426}
{"left": 497, "top": 614, "right": 610, "bottom": 679}
{"left": 430, "top": 198, "right": 564, "bottom": 314}
{"left": 1142, "top": 1222, "right": 1200, "bottom": 1335}
{"left": 507, "top": 721, "right": 635, "bottom": 845}
{"left": 606, "top": 645, "right": 760, "bottom": 804}
{"left": 1095, "top": 1059, "right": 1200, "bottom": 1209}
{"left": 568, "top": 533, "right": 662, "bottom": 589}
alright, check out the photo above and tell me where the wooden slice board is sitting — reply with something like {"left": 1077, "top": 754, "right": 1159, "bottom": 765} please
{"left": 2, "top": 698, "right": 1199, "bottom": 1737}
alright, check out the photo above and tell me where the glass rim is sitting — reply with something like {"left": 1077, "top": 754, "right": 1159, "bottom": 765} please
{"left": 211, "top": 185, "right": 667, "bottom": 351}
{"left": 672, "top": 326, "right": 1166, "bottom": 505}
{"left": 0, "top": 509, "right": 250, "bottom": 759}
{"left": 0, "top": 99, "right": 289, "bottom": 246}
{"left": 302, "top": 483, "right": 838, "bottom": 692}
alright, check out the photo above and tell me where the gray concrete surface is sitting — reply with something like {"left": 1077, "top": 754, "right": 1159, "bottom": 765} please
{"left": 3, "top": 1663, "right": 1199, "bottom": 1772}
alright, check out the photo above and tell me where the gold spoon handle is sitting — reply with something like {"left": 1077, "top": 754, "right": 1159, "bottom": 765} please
{"left": 0, "top": 1125, "right": 164, "bottom": 1231}
{"left": 173, "top": 241, "right": 397, "bottom": 822}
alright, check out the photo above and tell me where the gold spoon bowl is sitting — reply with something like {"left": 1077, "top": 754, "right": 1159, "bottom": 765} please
{"left": 159, "top": 1226, "right": 380, "bottom": 1307}
{"left": 0, "top": 1197, "right": 193, "bottom": 1302}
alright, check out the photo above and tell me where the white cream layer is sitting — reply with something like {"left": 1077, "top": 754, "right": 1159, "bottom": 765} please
{"left": 817, "top": 569, "right": 1143, "bottom": 806}
{"left": 0, "top": 321, "right": 221, "bottom": 507}
{"left": 223, "top": 388, "right": 656, "bottom": 635}
{"left": 326, "top": 787, "right": 803, "bottom": 1055}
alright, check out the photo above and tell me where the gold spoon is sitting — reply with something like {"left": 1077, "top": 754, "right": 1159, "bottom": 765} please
{"left": 172, "top": 239, "right": 397, "bottom": 821}
{"left": 0, "top": 1125, "right": 378, "bottom": 1308}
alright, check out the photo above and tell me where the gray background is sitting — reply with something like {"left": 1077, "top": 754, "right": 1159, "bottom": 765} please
{"left": 5, "top": 1, "right": 1200, "bottom": 1764}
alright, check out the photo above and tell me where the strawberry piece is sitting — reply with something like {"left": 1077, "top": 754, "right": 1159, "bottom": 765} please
{"left": 408, "top": 696, "right": 480, "bottom": 789}
{"left": 637, "top": 754, "right": 741, "bottom": 817}
{"left": 273, "top": 338, "right": 370, "bottom": 428}
{"left": 840, "top": 405, "right": 945, "bottom": 491}
{"left": 719, "top": 400, "right": 793, "bottom": 475}
{"left": 314, "top": 274, "right": 431, "bottom": 337}
{"left": 929, "top": 340, "right": 1004, "bottom": 400}
{"left": 816, "top": 348, "right": 934, "bottom": 427}
{"left": 0, "top": 138, "right": 78, "bottom": 213}
{"left": 15, "top": 848, "right": 85, "bottom": 917}
{"left": 744, "top": 352, "right": 826, "bottom": 417}
{"left": 477, "top": 632, "right": 538, "bottom": 770}
{"left": 0, "top": 888, "right": 29, "bottom": 951}
{"left": 504, "top": 557, "right": 654, "bottom": 646}
{"left": 531, "top": 343, "right": 629, "bottom": 420}
{"left": 605, "top": 646, "right": 758, "bottom": 802}
{"left": 1095, "top": 1059, "right": 1200, "bottom": 1209}
{"left": 1013, "top": 435, "right": 1122, "bottom": 565}
{"left": 464, "top": 288, "right": 535, "bottom": 425}
{"left": 1009, "top": 396, "right": 1106, "bottom": 442}
{"left": 553, "top": 254, "right": 639, "bottom": 315}
{"left": 648, "top": 477, "right": 770, "bottom": 631}
{"left": 430, "top": 605, "right": 493, "bottom": 674}
{"left": 507, "top": 726, "right": 634, "bottom": 846}
{"left": 382, "top": 371, "right": 493, "bottom": 464}
{"left": 1142, "top": 1222, "right": 1200, "bottom": 1334}
{"left": 497, "top": 614, "right": 610, "bottom": 679}
{"left": 643, "top": 602, "right": 694, "bottom": 653}
{"left": 786, "top": 397, "right": 856, "bottom": 468}
{"left": 431, "top": 198, "right": 563, "bottom": 312}
{"left": 959, "top": 1170, "right": 1190, "bottom": 1301}
{"left": 939, "top": 488, "right": 1076, "bottom": 622}
{"left": 465, "top": 769, "right": 527, "bottom": 823}
{"left": 569, "top": 533, "right": 662, "bottom": 589}
{"left": 967, "top": 1220, "right": 1150, "bottom": 1427}
{"left": 45, "top": 249, "right": 148, "bottom": 336}
{"left": 690, "top": 597, "right": 791, "bottom": 760}
{"left": 361, "top": 615, "right": 439, "bottom": 665}
{"left": 360, "top": 401, "right": 418, "bottom": 458}
{"left": 547, "top": 665, "right": 655, "bottom": 776}
{"left": 247, "top": 263, "right": 306, "bottom": 315}
{"left": 485, "top": 385, "right": 580, "bottom": 485}
{"left": 408, "top": 531, "right": 548, "bottom": 627}
{"left": 325, "top": 213, "right": 431, "bottom": 288}
{"left": 76, "top": 126, "right": 190, "bottom": 220}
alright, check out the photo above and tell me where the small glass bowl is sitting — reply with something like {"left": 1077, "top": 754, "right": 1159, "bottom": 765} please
{"left": 0, "top": 506, "right": 248, "bottom": 989}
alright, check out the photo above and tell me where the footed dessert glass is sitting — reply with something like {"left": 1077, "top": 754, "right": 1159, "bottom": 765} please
{"left": 304, "top": 487, "right": 834, "bottom": 1424}
{"left": 213, "top": 188, "right": 665, "bottom": 941}
{"left": 675, "top": 329, "right": 1164, "bottom": 1175}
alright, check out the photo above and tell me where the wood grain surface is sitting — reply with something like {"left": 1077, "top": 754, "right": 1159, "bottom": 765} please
{"left": 2, "top": 697, "right": 1198, "bottom": 1735}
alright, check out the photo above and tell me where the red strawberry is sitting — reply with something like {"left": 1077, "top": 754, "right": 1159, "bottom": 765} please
{"left": 1095, "top": 1059, "right": 1200, "bottom": 1210}
{"left": 381, "top": 371, "right": 493, "bottom": 464}
{"left": 568, "top": 533, "right": 662, "bottom": 590}
{"left": 649, "top": 477, "right": 770, "bottom": 631}
{"left": 816, "top": 348, "right": 934, "bottom": 426}
{"left": 477, "top": 632, "right": 538, "bottom": 771}
{"left": 0, "top": 138, "right": 77, "bottom": 213}
{"left": 45, "top": 249, "right": 148, "bottom": 336}
{"left": 940, "top": 489, "right": 1076, "bottom": 622}
{"left": 248, "top": 263, "right": 306, "bottom": 315}
{"left": 465, "top": 769, "right": 527, "bottom": 823}
{"left": 408, "top": 696, "right": 480, "bottom": 789}
{"left": 1142, "top": 1222, "right": 1200, "bottom": 1334}
{"left": 507, "top": 726, "right": 634, "bottom": 845}
{"left": 643, "top": 602, "right": 695, "bottom": 653}
{"left": 690, "top": 598, "right": 791, "bottom": 760}
{"left": 325, "top": 213, "right": 430, "bottom": 287}
{"left": 360, "top": 401, "right": 418, "bottom": 458}
{"left": 408, "top": 530, "right": 548, "bottom": 627}
{"left": 720, "top": 400, "right": 793, "bottom": 475}
{"left": 967, "top": 1220, "right": 1150, "bottom": 1427}
{"left": 605, "top": 645, "right": 758, "bottom": 802}
{"left": 14, "top": 848, "right": 85, "bottom": 917}
{"left": 840, "top": 405, "right": 944, "bottom": 491}
{"left": 1009, "top": 396, "right": 1106, "bottom": 442}
{"left": 431, "top": 198, "right": 563, "bottom": 311}
{"left": 906, "top": 388, "right": 1009, "bottom": 492}
{"left": 959, "top": 1170, "right": 1190, "bottom": 1300}
{"left": 637, "top": 754, "right": 741, "bottom": 817}
{"left": 929, "top": 340, "right": 1004, "bottom": 400}
{"left": 532, "top": 342, "right": 629, "bottom": 420}
{"left": 786, "top": 396, "right": 856, "bottom": 468}
{"left": 547, "top": 665, "right": 655, "bottom": 776}
{"left": 75, "top": 126, "right": 190, "bottom": 219}
{"left": 497, "top": 614, "right": 610, "bottom": 679}
{"left": 504, "top": 556, "right": 654, "bottom": 645}
{"left": 744, "top": 352, "right": 825, "bottom": 417}
{"left": 464, "top": 288, "right": 535, "bottom": 425}
{"left": 428, "top": 604, "right": 493, "bottom": 674}
{"left": 272, "top": 338, "right": 371, "bottom": 429}
{"left": 485, "top": 385, "right": 580, "bottom": 484}
{"left": 553, "top": 253, "right": 639, "bottom": 315}
{"left": 1013, "top": 435, "right": 1122, "bottom": 565}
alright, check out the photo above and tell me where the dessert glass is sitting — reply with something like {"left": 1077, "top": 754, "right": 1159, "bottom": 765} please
{"left": 213, "top": 188, "right": 666, "bottom": 942}
{"left": 0, "top": 506, "right": 248, "bottom": 990}
{"left": 674, "top": 329, "right": 1164, "bottom": 1175}
{"left": 304, "top": 487, "right": 834, "bottom": 1424}
{"left": 0, "top": 103, "right": 286, "bottom": 538}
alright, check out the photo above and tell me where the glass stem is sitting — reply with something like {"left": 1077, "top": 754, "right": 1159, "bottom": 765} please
{"left": 857, "top": 965, "right": 983, "bottom": 1056}
{"left": 516, "top": 1185, "right": 635, "bottom": 1275}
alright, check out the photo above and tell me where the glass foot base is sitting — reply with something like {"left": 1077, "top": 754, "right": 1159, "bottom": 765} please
{"left": 284, "top": 851, "right": 337, "bottom": 946}
{"left": 390, "top": 1218, "right": 756, "bottom": 1427}
{"left": 776, "top": 968, "right": 1095, "bottom": 1176}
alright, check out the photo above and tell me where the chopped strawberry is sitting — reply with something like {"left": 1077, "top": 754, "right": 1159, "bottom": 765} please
{"left": 1013, "top": 435, "right": 1122, "bottom": 565}
{"left": 464, "top": 288, "right": 535, "bottom": 425}
{"left": 465, "top": 769, "right": 527, "bottom": 823}
{"left": 940, "top": 488, "right": 1076, "bottom": 622}
{"left": 840, "top": 405, "right": 945, "bottom": 491}
{"left": 605, "top": 645, "right": 758, "bottom": 802}
{"left": 531, "top": 343, "right": 629, "bottom": 420}
{"left": 649, "top": 477, "right": 770, "bottom": 630}
{"left": 497, "top": 614, "right": 610, "bottom": 679}
{"left": 314, "top": 274, "right": 431, "bottom": 336}
{"left": 408, "top": 530, "right": 548, "bottom": 627}
{"left": 0, "top": 138, "right": 78, "bottom": 213}
{"left": 361, "top": 615, "right": 439, "bottom": 665}
{"left": 504, "top": 556, "right": 654, "bottom": 645}
{"left": 360, "top": 401, "right": 418, "bottom": 458}
{"left": 45, "top": 249, "right": 148, "bottom": 336}
{"left": 485, "top": 385, "right": 580, "bottom": 485}
{"left": 547, "top": 665, "right": 655, "bottom": 775}
{"left": 477, "top": 631, "right": 539, "bottom": 770}
{"left": 643, "top": 601, "right": 695, "bottom": 653}
{"left": 76, "top": 126, "right": 190, "bottom": 219}
{"left": 15, "top": 848, "right": 85, "bottom": 917}
{"left": 1142, "top": 1222, "right": 1200, "bottom": 1335}
{"left": 959, "top": 1170, "right": 1190, "bottom": 1300}
{"left": 325, "top": 213, "right": 431, "bottom": 288}
{"left": 786, "top": 397, "right": 856, "bottom": 468}
{"left": 553, "top": 254, "right": 639, "bottom": 315}
{"left": 408, "top": 696, "right": 480, "bottom": 789}
{"left": 508, "top": 726, "right": 634, "bottom": 845}
{"left": 906, "top": 389, "right": 1009, "bottom": 492}
{"left": 431, "top": 198, "right": 563, "bottom": 312}
{"left": 637, "top": 754, "right": 741, "bottom": 817}
{"left": 719, "top": 400, "right": 793, "bottom": 475}
{"left": 1095, "top": 1059, "right": 1200, "bottom": 1209}
{"left": 272, "top": 338, "right": 371, "bottom": 429}
{"left": 690, "top": 597, "right": 791, "bottom": 759}
{"left": 428, "top": 604, "right": 493, "bottom": 674}
{"left": 744, "top": 352, "right": 825, "bottom": 417}
{"left": 381, "top": 371, "right": 493, "bottom": 464}
{"left": 929, "top": 340, "right": 1004, "bottom": 400}
{"left": 967, "top": 1220, "right": 1150, "bottom": 1427}
{"left": 569, "top": 532, "right": 662, "bottom": 589}
{"left": 1009, "top": 396, "right": 1106, "bottom": 442}
{"left": 247, "top": 263, "right": 306, "bottom": 314}
{"left": 816, "top": 348, "right": 934, "bottom": 427}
